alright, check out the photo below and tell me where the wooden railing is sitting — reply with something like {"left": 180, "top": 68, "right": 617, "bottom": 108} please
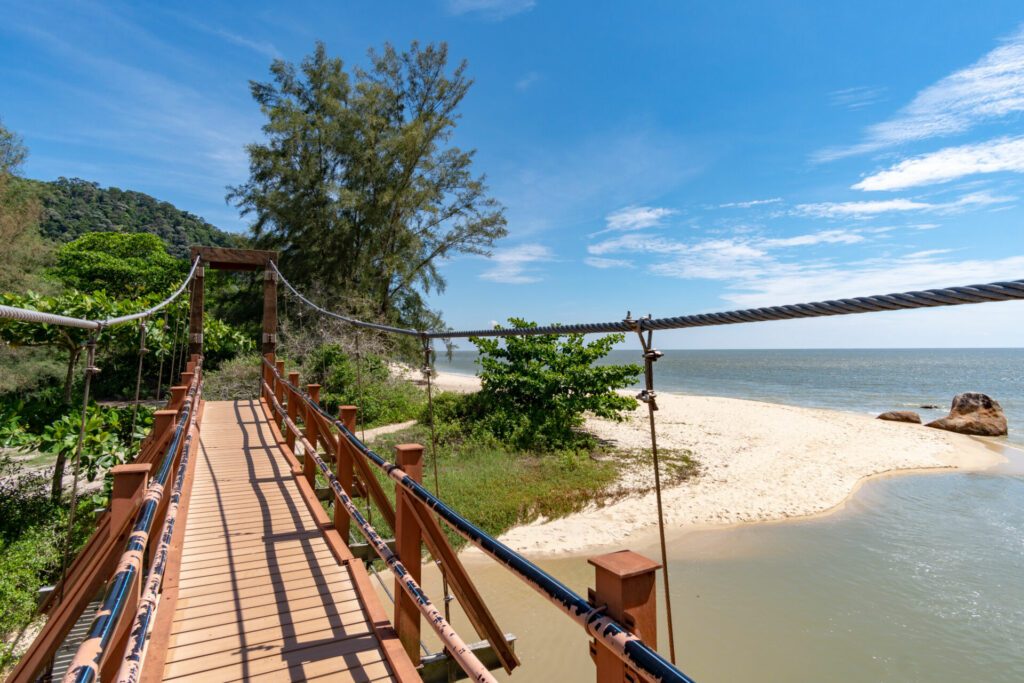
{"left": 260, "top": 354, "right": 518, "bottom": 680}
{"left": 7, "top": 357, "right": 203, "bottom": 683}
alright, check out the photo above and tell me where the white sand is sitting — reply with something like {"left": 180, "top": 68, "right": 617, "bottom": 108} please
{"left": 428, "top": 369, "right": 1004, "bottom": 556}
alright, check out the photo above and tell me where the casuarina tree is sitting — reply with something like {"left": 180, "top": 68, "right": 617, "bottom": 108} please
{"left": 229, "top": 41, "right": 507, "bottom": 330}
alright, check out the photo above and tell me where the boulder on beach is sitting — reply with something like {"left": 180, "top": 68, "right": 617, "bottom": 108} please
{"left": 877, "top": 410, "right": 922, "bottom": 424}
{"left": 925, "top": 392, "right": 1008, "bottom": 437}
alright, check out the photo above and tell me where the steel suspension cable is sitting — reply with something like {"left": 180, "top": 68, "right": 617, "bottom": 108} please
{"left": 56, "top": 334, "right": 99, "bottom": 605}
{"left": 269, "top": 261, "right": 1024, "bottom": 339}
{"left": 629, "top": 316, "right": 677, "bottom": 664}
{"left": 0, "top": 257, "right": 201, "bottom": 331}
{"left": 422, "top": 339, "right": 455, "bottom": 680}
{"left": 128, "top": 319, "right": 149, "bottom": 448}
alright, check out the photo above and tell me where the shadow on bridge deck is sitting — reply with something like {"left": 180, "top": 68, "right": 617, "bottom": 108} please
{"left": 159, "top": 399, "right": 399, "bottom": 682}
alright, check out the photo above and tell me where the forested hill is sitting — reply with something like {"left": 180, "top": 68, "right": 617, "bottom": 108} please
{"left": 33, "top": 177, "right": 246, "bottom": 258}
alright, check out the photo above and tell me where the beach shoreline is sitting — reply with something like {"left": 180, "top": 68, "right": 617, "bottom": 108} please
{"left": 417, "top": 367, "right": 1008, "bottom": 557}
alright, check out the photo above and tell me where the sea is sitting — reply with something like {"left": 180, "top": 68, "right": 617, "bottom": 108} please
{"left": 429, "top": 348, "right": 1024, "bottom": 681}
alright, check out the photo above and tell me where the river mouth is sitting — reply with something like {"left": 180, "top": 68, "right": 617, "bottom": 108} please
{"left": 407, "top": 451, "right": 1024, "bottom": 682}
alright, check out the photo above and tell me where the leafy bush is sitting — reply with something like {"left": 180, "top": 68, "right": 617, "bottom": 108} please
{"left": 204, "top": 353, "right": 260, "bottom": 400}
{"left": 51, "top": 232, "right": 183, "bottom": 298}
{"left": 300, "top": 344, "right": 424, "bottom": 428}
{"left": 469, "top": 319, "right": 641, "bottom": 450}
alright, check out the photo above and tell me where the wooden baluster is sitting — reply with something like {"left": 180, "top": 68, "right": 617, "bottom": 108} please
{"left": 587, "top": 551, "right": 661, "bottom": 683}
{"left": 334, "top": 406, "right": 357, "bottom": 543}
{"left": 304, "top": 384, "right": 321, "bottom": 487}
{"left": 394, "top": 443, "right": 424, "bottom": 665}
{"left": 286, "top": 371, "right": 300, "bottom": 451}
{"left": 274, "top": 361, "right": 286, "bottom": 416}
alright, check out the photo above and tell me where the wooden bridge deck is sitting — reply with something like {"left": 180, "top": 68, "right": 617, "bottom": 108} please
{"left": 159, "top": 400, "right": 402, "bottom": 682}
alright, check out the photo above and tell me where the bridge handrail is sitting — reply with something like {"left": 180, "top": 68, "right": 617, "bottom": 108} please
{"left": 0, "top": 257, "right": 201, "bottom": 331}
{"left": 64, "top": 360, "right": 203, "bottom": 683}
{"left": 262, "top": 357, "right": 697, "bottom": 683}
{"left": 260, "top": 377, "right": 499, "bottom": 683}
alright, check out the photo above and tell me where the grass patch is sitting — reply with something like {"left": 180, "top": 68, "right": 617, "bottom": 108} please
{"left": 366, "top": 424, "right": 620, "bottom": 549}
{"left": 203, "top": 353, "right": 260, "bottom": 401}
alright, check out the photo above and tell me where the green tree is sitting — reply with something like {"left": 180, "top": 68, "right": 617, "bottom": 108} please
{"left": 52, "top": 232, "right": 184, "bottom": 297}
{"left": 469, "top": 320, "right": 642, "bottom": 450}
{"left": 229, "top": 41, "right": 507, "bottom": 328}
{"left": 0, "top": 121, "right": 49, "bottom": 292}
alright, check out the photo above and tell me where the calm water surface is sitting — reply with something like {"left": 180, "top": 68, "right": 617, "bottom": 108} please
{"left": 427, "top": 349, "right": 1024, "bottom": 681}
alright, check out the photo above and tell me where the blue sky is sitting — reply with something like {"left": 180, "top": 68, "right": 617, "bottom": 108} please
{"left": 3, "top": 0, "right": 1024, "bottom": 348}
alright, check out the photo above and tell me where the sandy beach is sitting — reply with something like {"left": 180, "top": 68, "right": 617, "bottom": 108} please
{"left": 427, "top": 369, "right": 1005, "bottom": 556}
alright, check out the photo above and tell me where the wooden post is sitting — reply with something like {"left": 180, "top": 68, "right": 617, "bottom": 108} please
{"left": 262, "top": 265, "right": 277, "bottom": 356}
{"left": 110, "top": 464, "right": 151, "bottom": 532}
{"left": 262, "top": 353, "right": 274, "bottom": 398}
{"left": 188, "top": 263, "right": 204, "bottom": 357}
{"left": 169, "top": 386, "right": 187, "bottom": 411}
{"left": 153, "top": 410, "right": 177, "bottom": 442}
{"left": 304, "top": 384, "right": 321, "bottom": 486}
{"left": 334, "top": 406, "right": 357, "bottom": 543}
{"left": 394, "top": 443, "right": 424, "bottom": 665}
{"left": 286, "top": 371, "right": 300, "bottom": 451}
{"left": 588, "top": 551, "right": 661, "bottom": 683}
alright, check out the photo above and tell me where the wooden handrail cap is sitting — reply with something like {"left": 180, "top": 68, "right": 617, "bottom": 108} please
{"left": 588, "top": 550, "right": 661, "bottom": 578}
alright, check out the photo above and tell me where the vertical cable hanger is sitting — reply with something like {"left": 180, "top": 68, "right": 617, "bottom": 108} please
{"left": 154, "top": 311, "right": 169, "bottom": 401}
{"left": 421, "top": 336, "right": 456, "bottom": 683}
{"left": 129, "top": 318, "right": 149, "bottom": 448}
{"left": 626, "top": 312, "right": 677, "bottom": 664}
{"left": 57, "top": 333, "right": 100, "bottom": 604}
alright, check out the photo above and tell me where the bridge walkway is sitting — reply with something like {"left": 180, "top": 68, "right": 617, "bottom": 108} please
{"left": 159, "top": 399, "right": 400, "bottom": 682}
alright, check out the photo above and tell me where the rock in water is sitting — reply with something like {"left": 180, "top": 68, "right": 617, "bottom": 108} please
{"left": 877, "top": 410, "right": 922, "bottom": 424}
{"left": 925, "top": 392, "right": 1008, "bottom": 436}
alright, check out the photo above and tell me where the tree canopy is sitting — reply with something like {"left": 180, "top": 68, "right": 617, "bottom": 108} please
{"left": 52, "top": 232, "right": 184, "bottom": 298}
{"left": 37, "top": 177, "right": 244, "bottom": 258}
{"left": 229, "top": 41, "right": 507, "bottom": 329}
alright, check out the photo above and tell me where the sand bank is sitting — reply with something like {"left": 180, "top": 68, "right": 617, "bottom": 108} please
{"left": 428, "top": 369, "right": 1004, "bottom": 556}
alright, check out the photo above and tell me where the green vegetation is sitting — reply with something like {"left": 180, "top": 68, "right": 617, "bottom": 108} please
{"left": 297, "top": 344, "right": 425, "bottom": 428}
{"left": 36, "top": 177, "right": 243, "bottom": 257}
{"left": 230, "top": 41, "right": 507, "bottom": 335}
{"left": 53, "top": 232, "right": 184, "bottom": 297}
{"left": 469, "top": 319, "right": 641, "bottom": 450}
{"left": 370, "top": 422, "right": 620, "bottom": 548}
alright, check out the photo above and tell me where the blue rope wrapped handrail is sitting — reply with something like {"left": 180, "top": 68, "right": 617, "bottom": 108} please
{"left": 64, "top": 363, "right": 202, "bottom": 683}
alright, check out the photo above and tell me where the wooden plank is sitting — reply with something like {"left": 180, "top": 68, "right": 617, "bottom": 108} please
{"left": 159, "top": 400, "right": 410, "bottom": 683}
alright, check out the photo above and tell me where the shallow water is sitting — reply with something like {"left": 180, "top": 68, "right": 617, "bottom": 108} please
{"left": 421, "top": 348, "right": 1024, "bottom": 680}
{"left": 414, "top": 462, "right": 1024, "bottom": 682}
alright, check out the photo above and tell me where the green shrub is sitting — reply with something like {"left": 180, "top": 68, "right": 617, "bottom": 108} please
{"left": 204, "top": 353, "right": 260, "bottom": 400}
{"left": 469, "top": 319, "right": 641, "bottom": 450}
{"left": 300, "top": 344, "right": 424, "bottom": 428}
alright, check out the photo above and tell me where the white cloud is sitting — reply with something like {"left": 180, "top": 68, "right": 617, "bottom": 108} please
{"left": 605, "top": 205, "right": 676, "bottom": 232}
{"left": 721, "top": 254, "right": 1024, "bottom": 309}
{"left": 817, "top": 27, "right": 1024, "bottom": 160}
{"left": 828, "top": 86, "right": 886, "bottom": 110}
{"left": 718, "top": 197, "right": 782, "bottom": 208}
{"left": 515, "top": 72, "right": 540, "bottom": 91}
{"left": 447, "top": 0, "right": 535, "bottom": 20}
{"left": 853, "top": 136, "right": 1024, "bottom": 191}
{"left": 794, "top": 191, "right": 1013, "bottom": 218}
{"left": 584, "top": 257, "right": 634, "bottom": 269}
{"left": 480, "top": 244, "right": 553, "bottom": 284}
{"left": 794, "top": 198, "right": 933, "bottom": 218}
{"left": 760, "top": 229, "right": 864, "bottom": 247}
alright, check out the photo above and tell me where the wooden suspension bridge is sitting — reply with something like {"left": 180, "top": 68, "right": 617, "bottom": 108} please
{"left": 7, "top": 247, "right": 687, "bottom": 683}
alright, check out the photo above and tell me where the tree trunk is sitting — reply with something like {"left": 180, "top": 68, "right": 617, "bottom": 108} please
{"left": 62, "top": 346, "right": 80, "bottom": 406}
{"left": 52, "top": 346, "right": 81, "bottom": 502}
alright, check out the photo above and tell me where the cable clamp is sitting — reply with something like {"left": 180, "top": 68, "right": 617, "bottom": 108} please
{"left": 636, "top": 388, "right": 658, "bottom": 405}
{"left": 262, "top": 332, "right": 277, "bottom": 343}
{"left": 189, "top": 333, "right": 202, "bottom": 344}
{"left": 264, "top": 270, "right": 278, "bottom": 282}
